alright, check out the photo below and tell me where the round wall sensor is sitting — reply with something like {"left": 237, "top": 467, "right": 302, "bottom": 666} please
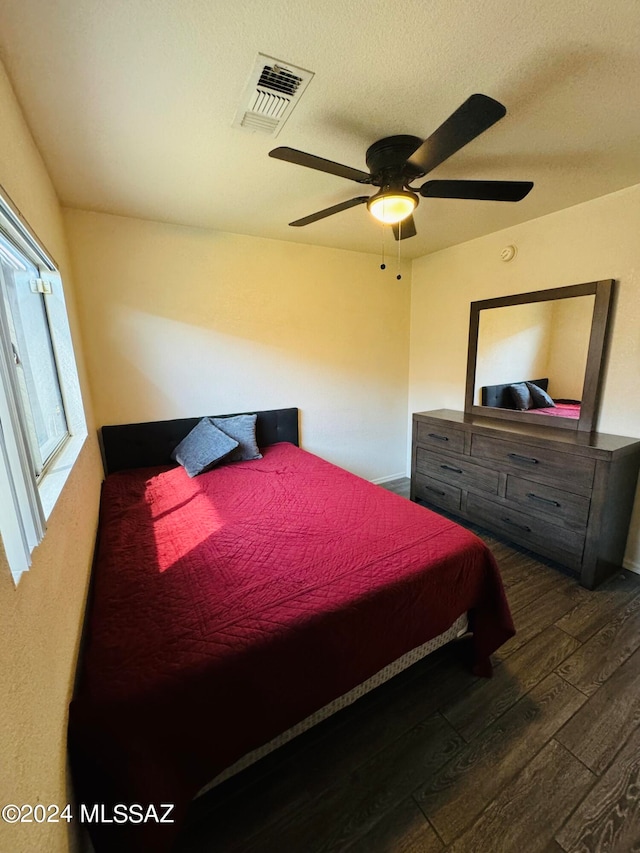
{"left": 500, "top": 245, "right": 517, "bottom": 262}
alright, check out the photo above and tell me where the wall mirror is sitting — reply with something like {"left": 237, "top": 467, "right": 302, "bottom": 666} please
{"left": 464, "top": 279, "right": 614, "bottom": 432}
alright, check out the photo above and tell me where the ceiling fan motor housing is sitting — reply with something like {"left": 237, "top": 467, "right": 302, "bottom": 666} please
{"left": 365, "top": 135, "right": 424, "bottom": 186}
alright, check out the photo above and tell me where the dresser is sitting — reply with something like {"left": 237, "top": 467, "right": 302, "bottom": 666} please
{"left": 411, "top": 409, "right": 640, "bottom": 588}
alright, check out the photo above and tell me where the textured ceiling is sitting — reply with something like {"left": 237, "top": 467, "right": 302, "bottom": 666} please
{"left": 1, "top": 0, "right": 640, "bottom": 258}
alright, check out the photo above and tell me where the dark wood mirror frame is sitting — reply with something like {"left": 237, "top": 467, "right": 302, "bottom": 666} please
{"left": 464, "top": 279, "right": 614, "bottom": 432}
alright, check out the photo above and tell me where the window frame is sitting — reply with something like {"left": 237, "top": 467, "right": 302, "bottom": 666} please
{"left": 0, "top": 237, "right": 70, "bottom": 477}
{"left": 0, "top": 185, "right": 87, "bottom": 584}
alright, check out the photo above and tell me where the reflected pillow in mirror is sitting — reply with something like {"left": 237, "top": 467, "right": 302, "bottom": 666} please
{"left": 526, "top": 381, "right": 556, "bottom": 409}
{"left": 508, "top": 382, "right": 533, "bottom": 410}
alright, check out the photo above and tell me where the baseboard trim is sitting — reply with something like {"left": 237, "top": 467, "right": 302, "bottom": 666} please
{"left": 371, "top": 472, "right": 406, "bottom": 485}
{"left": 623, "top": 557, "right": 640, "bottom": 576}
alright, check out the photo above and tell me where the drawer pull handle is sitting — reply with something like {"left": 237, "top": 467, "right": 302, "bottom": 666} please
{"left": 501, "top": 516, "right": 532, "bottom": 533}
{"left": 441, "top": 464, "right": 463, "bottom": 474}
{"left": 428, "top": 433, "right": 449, "bottom": 442}
{"left": 425, "top": 486, "right": 446, "bottom": 497}
{"left": 508, "top": 452, "right": 539, "bottom": 465}
{"left": 527, "top": 492, "right": 560, "bottom": 508}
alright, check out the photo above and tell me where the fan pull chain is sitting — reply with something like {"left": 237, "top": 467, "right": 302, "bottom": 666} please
{"left": 396, "top": 221, "right": 402, "bottom": 280}
{"left": 380, "top": 225, "right": 386, "bottom": 270}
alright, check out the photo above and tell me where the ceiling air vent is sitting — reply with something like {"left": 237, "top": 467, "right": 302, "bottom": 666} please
{"left": 234, "top": 54, "right": 314, "bottom": 136}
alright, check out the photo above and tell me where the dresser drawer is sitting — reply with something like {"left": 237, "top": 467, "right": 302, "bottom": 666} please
{"left": 414, "top": 473, "right": 461, "bottom": 513}
{"left": 415, "top": 421, "right": 465, "bottom": 454}
{"left": 471, "top": 434, "right": 595, "bottom": 495}
{"left": 505, "top": 475, "right": 590, "bottom": 530}
{"left": 416, "top": 447, "right": 499, "bottom": 495}
{"left": 466, "top": 493, "right": 585, "bottom": 569}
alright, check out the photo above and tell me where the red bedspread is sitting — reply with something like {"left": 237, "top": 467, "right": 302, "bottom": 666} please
{"left": 70, "top": 443, "right": 513, "bottom": 851}
{"left": 529, "top": 402, "right": 581, "bottom": 419}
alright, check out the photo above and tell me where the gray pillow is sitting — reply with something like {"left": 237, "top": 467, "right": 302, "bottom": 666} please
{"left": 526, "top": 381, "right": 556, "bottom": 408}
{"left": 508, "top": 382, "right": 533, "bottom": 411}
{"left": 211, "top": 414, "right": 262, "bottom": 462}
{"left": 171, "top": 418, "right": 239, "bottom": 477}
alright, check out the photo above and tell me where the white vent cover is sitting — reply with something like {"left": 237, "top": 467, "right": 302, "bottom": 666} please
{"left": 234, "top": 54, "right": 314, "bottom": 136}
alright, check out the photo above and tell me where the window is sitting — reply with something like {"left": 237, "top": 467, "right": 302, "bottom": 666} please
{"left": 0, "top": 234, "right": 68, "bottom": 474}
{"left": 0, "top": 186, "right": 87, "bottom": 583}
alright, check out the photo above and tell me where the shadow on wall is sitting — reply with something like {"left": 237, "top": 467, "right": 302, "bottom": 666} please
{"left": 69, "top": 215, "right": 411, "bottom": 426}
{"left": 86, "top": 220, "right": 409, "bottom": 354}
{"left": 102, "top": 308, "right": 398, "bottom": 423}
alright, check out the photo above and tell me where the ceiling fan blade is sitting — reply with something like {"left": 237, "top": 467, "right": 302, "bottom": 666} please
{"left": 391, "top": 215, "right": 417, "bottom": 241}
{"left": 270, "top": 147, "right": 371, "bottom": 184}
{"left": 419, "top": 180, "right": 533, "bottom": 202}
{"left": 289, "top": 196, "right": 369, "bottom": 227}
{"left": 407, "top": 94, "right": 507, "bottom": 176}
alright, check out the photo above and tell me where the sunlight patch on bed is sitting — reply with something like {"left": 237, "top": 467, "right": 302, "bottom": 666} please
{"left": 151, "top": 493, "right": 226, "bottom": 573}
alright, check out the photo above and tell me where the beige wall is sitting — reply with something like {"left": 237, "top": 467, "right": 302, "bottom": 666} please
{"left": 409, "top": 182, "right": 640, "bottom": 570}
{"left": 546, "top": 295, "right": 595, "bottom": 400}
{"left": 64, "top": 210, "right": 412, "bottom": 481}
{"left": 0, "top": 63, "right": 103, "bottom": 852}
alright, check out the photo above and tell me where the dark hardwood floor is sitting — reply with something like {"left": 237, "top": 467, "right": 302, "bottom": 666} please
{"left": 176, "top": 478, "right": 640, "bottom": 853}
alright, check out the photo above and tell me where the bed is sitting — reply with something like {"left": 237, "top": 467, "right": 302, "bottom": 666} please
{"left": 69, "top": 407, "right": 514, "bottom": 852}
{"left": 481, "top": 378, "right": 581, "bottom": 419}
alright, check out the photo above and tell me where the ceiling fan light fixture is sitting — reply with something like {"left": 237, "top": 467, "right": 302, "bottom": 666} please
{"left": 367, "top": 189, "right": 418, "bottom": 225}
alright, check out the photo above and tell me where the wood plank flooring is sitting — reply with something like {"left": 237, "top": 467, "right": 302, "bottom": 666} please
{"left": 176, "top": 478, "right": 640, "bottom": 853}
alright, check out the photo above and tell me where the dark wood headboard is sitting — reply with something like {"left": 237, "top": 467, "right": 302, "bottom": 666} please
{"left": 481, "top": 378, "right": 548, "bottom": 409}
{"left": 99, "top": 407, "right": 299, "bottom": 475}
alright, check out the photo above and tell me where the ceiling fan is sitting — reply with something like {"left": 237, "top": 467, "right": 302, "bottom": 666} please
{"left": 269, "top": 94, "right": 533, "bottom": 240}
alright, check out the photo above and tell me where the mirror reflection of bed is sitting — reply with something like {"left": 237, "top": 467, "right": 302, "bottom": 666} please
{"left": 480, "top": 377, "right": 581, "bottom": 419}
{"left": 474, "top": 295, "right": 594, "bottom": 419}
